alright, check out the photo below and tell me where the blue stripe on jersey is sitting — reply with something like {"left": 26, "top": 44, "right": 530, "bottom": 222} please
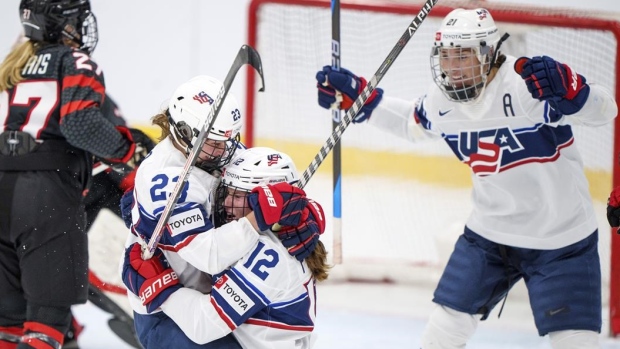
{"left": 211, "top": 270, "right": 267, "bottom": 327}
{"left": 271, "top": 293, "right": 309, "bottom": 308}
{"left": 414, "top": 97, "right": 432, "bottom": 131}
{"left": 211, "top": 266, "right": 315, "bottom": 330}
{"left": 229, "top": 268, "right": 271, "bottom": 305}
{"left": 248, "top": 295, "right": 314, "bottom": 329}
{"left": 544, "top": 101, "right": 564, "bottom": 123}
{"left": 133, "top": 202, "right": 214, "bottom": 248}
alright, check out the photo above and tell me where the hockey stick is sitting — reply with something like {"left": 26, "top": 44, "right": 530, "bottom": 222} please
{"left": 330, "top": 0, "right": 343, "bottom": 264}
{"left": 143, "top": 45, "right": 265, "bottom": 259}
{"left": 298, "top": 0, "right": 438, "bottom": 189}
{"left": 88, "top": 284, "right": 143, "bottom": 348}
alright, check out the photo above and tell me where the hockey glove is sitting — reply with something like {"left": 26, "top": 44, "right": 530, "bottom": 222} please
{"left": 101, "top": 128, "right": 155, "bottom": 190}
{"left": 122, "top": 243, "right": 181, "bottom": 313}
{"left": 247, "top": 182, "right": 308, "bottom": 232}
{"left": 608, "top": 186, "right": 620, "bottom": 229}
{"left": 278, "top": 199, "right": 326, "bottom": 261}
{"left": 126, "top": 128, "right": 156, "bottom": 167}
{"left": 316, "top": 66, "right": 383, "bottom": 123}
{"left": 102, "top": 127, "right": 154, "bottom": 167}
{"left": 120, "top": 189, "right": 134, "bottom": 228}
{"left": 514, "top": 56, "right": 590, "bottom": 115}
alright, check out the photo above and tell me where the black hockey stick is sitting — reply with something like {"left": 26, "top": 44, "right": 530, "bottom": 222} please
{"left": 330, "top": 0, "right": 343, "bottom": 264}
{"left": 143, "top": 45, "right": 265, "bottom": 259}
{"left": 298, "top": 0, "right": 438, "bottom": 189}
{"left": 87, "top": 284, "right": 143, "bottom": 348}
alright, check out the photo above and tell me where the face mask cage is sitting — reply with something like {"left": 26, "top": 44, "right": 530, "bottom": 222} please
{"left": 195, "top": 134, "right": 241, "bottom": 173}
{"left": 75, "top": 11, "right": 98, "bottom": 54}
{"left": 168, "top": 110, "right": 241, "bottom": 173}
{"left": 213, "top": 182, "right": 251, "bottom": 227}
{"left": 430, "top": 45, "right": 492, "bottom": 103}
{"left": 31, "top": 1, "right": 99, "bottom": 54}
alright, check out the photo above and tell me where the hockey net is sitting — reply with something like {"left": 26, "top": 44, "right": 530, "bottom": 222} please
{"left": 246, "top": 0, "right": 620, "bottom": 334}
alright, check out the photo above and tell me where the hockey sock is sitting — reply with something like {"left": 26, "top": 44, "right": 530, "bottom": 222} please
{"left": 0, "top": 326, "right": 23, "bottom": 349}
{"left": 17, "top": 322, "right": 63, "bottom": 349}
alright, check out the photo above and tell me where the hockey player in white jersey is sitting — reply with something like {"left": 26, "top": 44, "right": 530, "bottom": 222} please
{"left": 314, "top": 8, "right": 617, "bottom": 349}
{"left": 121, "top": 76, "right": 322, "bottom": 349}
{"left": 122, "top": 147, "right": 328, "bottom": 349}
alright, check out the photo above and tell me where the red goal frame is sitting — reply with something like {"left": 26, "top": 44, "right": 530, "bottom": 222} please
{"left": 246, "top": 0, "right": 620, "bottom": 335}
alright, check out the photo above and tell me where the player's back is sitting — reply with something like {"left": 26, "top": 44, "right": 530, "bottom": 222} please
{"left": 2, "top": 44, "right": 105, "bottom": 141}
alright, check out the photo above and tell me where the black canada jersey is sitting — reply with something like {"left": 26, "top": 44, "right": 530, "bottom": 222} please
{"left": 0, "top": 44, "right": 130, "bottom": 160}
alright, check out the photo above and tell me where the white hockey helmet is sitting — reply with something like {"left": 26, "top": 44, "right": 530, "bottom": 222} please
{"left": 214, "top": 147, "right": 299, "bottom": 225}
{"left": 221, "top": 147, "right": 299, "bottom": 191}
{"left": 430, "top": 8, "right": 501, "bottom": 102}
{"left": 167, "top": 75, "right": 243, "bottom": 171}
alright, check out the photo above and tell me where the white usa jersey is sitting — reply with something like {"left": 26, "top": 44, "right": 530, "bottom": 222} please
{"left": 161, "top": 232, "right": 317, "bottom": 349}
{"left": 122, "top": 137, "right": 259, "bottom": 315}
{"left": 369, "top": 55, "right": 616, "bottom": 249}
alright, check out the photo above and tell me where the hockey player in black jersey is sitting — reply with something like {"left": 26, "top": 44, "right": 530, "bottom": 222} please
{"left": 64, "top": 94, "right": 154, "bottom": 349}
{"left": 0, "top": 1, "right": 149, "bottom": 348}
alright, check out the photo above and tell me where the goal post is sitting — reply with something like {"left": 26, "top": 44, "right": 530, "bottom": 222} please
{"left": 246, "top": 0, "right": 620, "bottom": 335}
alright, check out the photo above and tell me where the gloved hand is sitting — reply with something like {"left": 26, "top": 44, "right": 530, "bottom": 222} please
{"left": 247, "top": 182, "right": 308, "bottom": 231}
{"left": 514, "top": 56, "right": 590, "bottom": 115}
{"left": 316, "top": 66, "right": 383, "bottom": 123}
{"left": 608, "top": 186, "right": 620, "bottom": 229}
{"left": 125, "top": 128, "right": 156, "bottom": 168}
{"left": 99, "top": 127, "right": 155, "bottom": 191}
{"left": 278, "top": 199, "right": 326, "bottom": 261}
{"left": 103, "top": 127, "right": 155, "bottom": 167}
{"left": 120, "top": 189, "right": 134, "bottom": 228}
{"left": 121, "top": 243, "right": 182, "bottom": 313}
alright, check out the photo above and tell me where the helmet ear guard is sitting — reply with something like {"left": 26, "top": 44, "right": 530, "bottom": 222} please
{"left": 166, "top": 108, "right": 196, "bottom": 150}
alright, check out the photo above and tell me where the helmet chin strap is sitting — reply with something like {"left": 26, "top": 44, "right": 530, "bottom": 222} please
{"left": 488, "top": 32, "right": 511, "bottom": 74}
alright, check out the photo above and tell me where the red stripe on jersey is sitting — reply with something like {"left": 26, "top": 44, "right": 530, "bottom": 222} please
{"left": 60, "top": 74, "right": 104, "bottom": 117}
{"left": 413, "top": 109, "right": 421, "bottom": 124}
{"left": 60, "top": 100, "right": 97, "bottom": 118}
{"left": 157, "top": 234, "right": 199, "bottom": 253}
{"left": 210, "top": 296, "right": 237, "bottom": 331}
{"left": 245, "top": 318, "right": 314, "bottom": 332}
{"left": 62, "top": 74, "right": 105, "bottom": 96}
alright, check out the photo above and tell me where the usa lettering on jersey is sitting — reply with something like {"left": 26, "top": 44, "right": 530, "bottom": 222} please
{"left": 458, "top": 126, "right": 524, "bottom": 176}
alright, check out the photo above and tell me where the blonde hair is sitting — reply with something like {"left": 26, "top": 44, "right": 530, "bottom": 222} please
{"left": 0, "top": 40, "right": 37, "bottom": 92}
{"left": 151, "top": 109, "right": 173, "bottom": 142}
{"left": 306, "top": 240, "right": 330, "bottom": 282}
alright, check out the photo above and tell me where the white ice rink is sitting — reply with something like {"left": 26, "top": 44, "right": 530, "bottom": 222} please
{"left": 73, "top": 282, "right": 620, "bottom": 349}
{"left": 74, "top": 174, "right": 620, "bottom": 349}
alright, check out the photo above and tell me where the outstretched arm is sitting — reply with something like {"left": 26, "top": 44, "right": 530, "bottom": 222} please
{"left": 515, "top": 56, "right": 617, "bottom": 125}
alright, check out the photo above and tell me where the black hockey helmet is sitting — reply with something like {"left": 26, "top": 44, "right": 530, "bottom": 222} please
{"left": 19, "top": 0, "right": 98, "bottom": 54}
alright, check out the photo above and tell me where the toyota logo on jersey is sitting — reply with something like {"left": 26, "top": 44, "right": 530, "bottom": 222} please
{"left": 459, "top": 127, "right": 524, "bottom": 176}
